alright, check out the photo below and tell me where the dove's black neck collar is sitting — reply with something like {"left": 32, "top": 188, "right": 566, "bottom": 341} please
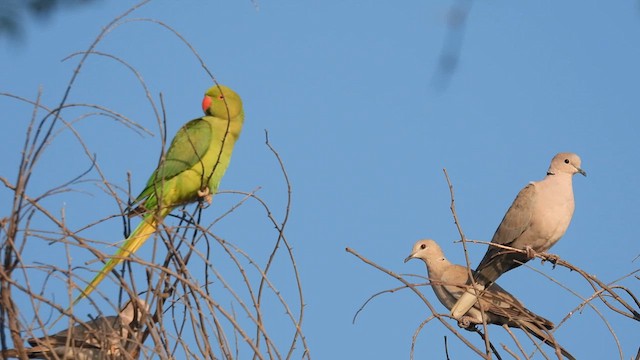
{"left": 547, "top": 171, "right": 555, "bottom": 176}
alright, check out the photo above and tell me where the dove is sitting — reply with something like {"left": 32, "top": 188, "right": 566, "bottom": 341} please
{"left": 406, "top": 239, "right": 575, "bottom": 360}
{"left": 3, "top": 299, "right": 149, "bottom": 359}
{"left": 450, "top": 153, "right": 585, "bottom": 319}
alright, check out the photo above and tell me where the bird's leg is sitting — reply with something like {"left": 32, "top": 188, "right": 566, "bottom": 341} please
{"left": 542, "top": 253, "right": 560, "bottom": 268}
{"left": 197, "top": 187, "right": 213, "bottom": 206}
{"left": 457, "top": 316, "right": 476, "bottom": 329}
{"left": 524, "top": 245, "right": 537, "bottom": 259}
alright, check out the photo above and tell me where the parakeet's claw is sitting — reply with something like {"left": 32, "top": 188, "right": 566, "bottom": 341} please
{"left": 198, "top": 187, "right": 213, "bottom": 206}
{"left": 197, "top": 187, "right": 210, "bottom": 198}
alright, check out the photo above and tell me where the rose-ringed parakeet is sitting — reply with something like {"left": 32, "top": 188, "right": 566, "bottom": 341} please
{"left": 76, "top": 85, "right": 244, "bottom": 303}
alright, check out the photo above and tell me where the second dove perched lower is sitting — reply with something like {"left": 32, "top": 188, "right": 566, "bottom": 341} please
{"left": 405, "top": 239, "right": 575, "bottom": 360}
{"left": 3, "top": 299, "right": 149, "bottom": 360}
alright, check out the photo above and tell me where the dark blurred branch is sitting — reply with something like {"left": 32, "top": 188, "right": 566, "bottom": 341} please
{"left": 432, "top": 0, "right": 473, "bottom": 91}
{"left": 0, "top": 0, "right": 102, "bottom": 40}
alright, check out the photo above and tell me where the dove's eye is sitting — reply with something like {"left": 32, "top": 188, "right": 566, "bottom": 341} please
{"left": 420, "top": 244, "right": 427, "bottom": 250}
{"left": 564, "top": 159, "right": 570, "bottom": 164}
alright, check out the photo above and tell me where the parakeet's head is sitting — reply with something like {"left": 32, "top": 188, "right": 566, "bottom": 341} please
{"left": 202, "top": 85, "right": 243, "bottom": 120}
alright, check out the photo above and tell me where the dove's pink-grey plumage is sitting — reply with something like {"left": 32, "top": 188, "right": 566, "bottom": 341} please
{"left": 406, "top": 239, "right": 575, "bottom": 360}
{"left": 450, "top": 153, "right": 585, "bottom": 320}
{"left": 3, "top": 299, "right": 148, "bottom": 359}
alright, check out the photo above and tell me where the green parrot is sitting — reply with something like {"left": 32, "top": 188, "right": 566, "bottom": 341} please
{"left": 76, "top": 85, "right": 244, "bottom": 303}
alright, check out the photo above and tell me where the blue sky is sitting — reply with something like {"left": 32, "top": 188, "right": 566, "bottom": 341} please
{"left": 1, "top": 1, "right": 639, "bottom": 359}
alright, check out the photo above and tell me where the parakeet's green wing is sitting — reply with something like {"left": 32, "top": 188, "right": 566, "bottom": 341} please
{"left": 131, "top": 118, "right": 212, "bottom": 209}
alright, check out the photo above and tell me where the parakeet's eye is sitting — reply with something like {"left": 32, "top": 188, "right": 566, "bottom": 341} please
{"left": 564, "top": 159, "right": 570, "bottom": 164}
{"left": 218, "top": 95, "right": 224, "bottom": 100}
{"left": 420, "top": 244, "right": 427, "bottom": 250}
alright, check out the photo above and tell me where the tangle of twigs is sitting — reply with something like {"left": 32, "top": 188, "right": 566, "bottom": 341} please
{"left": 0, "top": 2, "right": 309, "bottom": 359}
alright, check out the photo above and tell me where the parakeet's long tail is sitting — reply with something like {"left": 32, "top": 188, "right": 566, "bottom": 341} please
{"left": 74, "top": 211, "right": 166, "bottom": 305}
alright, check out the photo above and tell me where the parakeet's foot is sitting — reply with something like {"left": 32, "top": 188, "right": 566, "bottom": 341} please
{"left": 198, "top": 187, "right": 213, "bottom": 205}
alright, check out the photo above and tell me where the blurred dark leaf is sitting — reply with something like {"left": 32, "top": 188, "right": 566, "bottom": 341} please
{"left": 0, "top": 0, "right": 100, "bottom": 40}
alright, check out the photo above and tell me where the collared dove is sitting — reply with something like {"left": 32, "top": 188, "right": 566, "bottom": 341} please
{"left": 450, "top": 152, "right": 586, "bottom": 319}
{"left": 3, "top": 299, "right": 149, "bottom": 360}
{"left": 405, "top": 239, "right": 575, "bottom": 360}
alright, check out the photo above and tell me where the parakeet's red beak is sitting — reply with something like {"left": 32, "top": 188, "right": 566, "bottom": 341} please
{"left": 202, "top": 95, "right": 212, "bottom": 114}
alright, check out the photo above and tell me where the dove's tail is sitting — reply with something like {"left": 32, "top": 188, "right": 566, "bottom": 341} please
{"left": 520, "top": 320, "right": 576, "bottom": 360}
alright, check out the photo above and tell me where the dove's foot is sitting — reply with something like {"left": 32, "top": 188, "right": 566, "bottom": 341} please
{"left": 525, "top": 246, "right": 537, "bottom": 259}
{"left": 457, "top": 316, "right": 476, "bottom": 329}
{"left": 542, "top": 253, "right": 560, "bottom": 268}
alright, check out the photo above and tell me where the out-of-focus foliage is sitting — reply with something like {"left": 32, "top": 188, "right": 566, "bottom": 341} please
{"left": 0, "top": 0, "right": 100, "bottom": 39}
